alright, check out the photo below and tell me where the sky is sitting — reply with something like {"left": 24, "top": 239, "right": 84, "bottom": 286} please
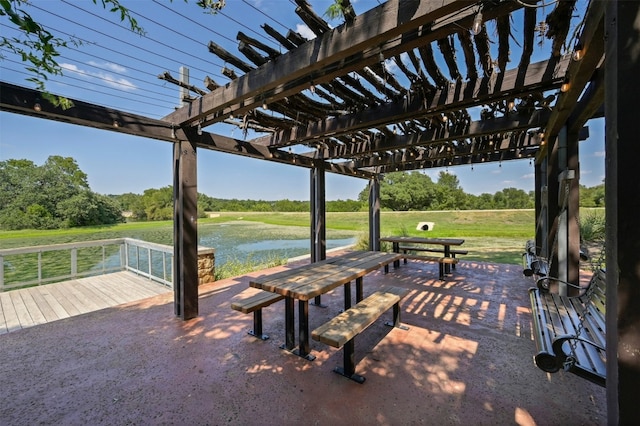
{"left": 0, "top": 0, "right": 604, "bottom": 201}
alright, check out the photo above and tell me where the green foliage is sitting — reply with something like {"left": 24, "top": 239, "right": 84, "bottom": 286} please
{"left": 580, "top": 183, "right": 605, "bottom": 207}
{"left": 0, "top": 156, "right": 123, "bottom": 230}
{"left": 2, "top": 0, "right": 141, "bottom": 104}
{"left": 357, "top": 171, "right": 551, "bottom": 211}
{"left": 215, "top": 252, "right": 286, "bottom": 280}
{"left": 580, "top": 209, "right": 605, "bottom": 242}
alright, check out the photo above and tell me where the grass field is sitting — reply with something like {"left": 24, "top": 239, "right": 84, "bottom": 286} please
{"left": 1, "top": 209, "right": 537, "bottom": 266}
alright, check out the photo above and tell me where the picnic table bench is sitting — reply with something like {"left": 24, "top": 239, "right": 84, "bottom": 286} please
{"left": 312, "top": 285, "right": 410, "bottom": 383}
{"left": 380, "top": 236, "right": 465, "bottom": 280}
{"left": 528, "top": 268, "right": 606, "bottom": 387}
{"left": 247, "top": 250, "right": 402, "bottom": 360}
{"left": 231, "top": 290, "right": 285, "bottom": 340}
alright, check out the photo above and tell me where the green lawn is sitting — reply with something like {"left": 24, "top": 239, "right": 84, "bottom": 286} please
{"left": 1, "top": 209, "right": 539, "bottom": 267}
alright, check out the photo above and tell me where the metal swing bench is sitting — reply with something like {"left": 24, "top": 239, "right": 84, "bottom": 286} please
{"left": 528, "top": 268, "right": 607, "bottom": 387}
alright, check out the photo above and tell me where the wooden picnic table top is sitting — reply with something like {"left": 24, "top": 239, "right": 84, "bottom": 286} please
{"left": 249, "top": 250, "right": 401, "bottom": 301}
{"left": 379, "top": 236, "right": 465, "bottom": 246}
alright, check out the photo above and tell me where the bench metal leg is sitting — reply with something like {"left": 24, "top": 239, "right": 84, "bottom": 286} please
{"left": 311, "top": 295, "right": 327, "bottom": 308}
{"left": 438, "top": 263, "right": 445, "bottom": 280}
{"left": 292, "top": 300, "right": 315, "bottom": 361}
{"left": 355, "top": 277, "right": 363, "bottom": 303}
{"left": 334, "top": 338, "right": 366, "bottom": 384}
{"left": 281, "top": 297, "right": 296, "bottom": 351}
{"left": 248, "top": 309, "right": 269, "bottom": 340}
{"left": 385, "top": 302, "right": 409, "bottom": 330}
{"left": 344, "top": 281, "right": 352, "bottom": 310}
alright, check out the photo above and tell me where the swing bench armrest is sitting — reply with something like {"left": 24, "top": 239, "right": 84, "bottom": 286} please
{"left": 535, "top": 276, "right": 587, "bottom": 295}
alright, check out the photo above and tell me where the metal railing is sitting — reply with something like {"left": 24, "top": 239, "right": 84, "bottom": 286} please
{"left": 0, "top": 238, "right": 173, "bottom": 291}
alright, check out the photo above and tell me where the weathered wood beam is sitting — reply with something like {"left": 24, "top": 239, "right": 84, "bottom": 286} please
{"left": 419, "top": 44, "right": 450, "bottom": 87}
{"left": 308, "top": 109, "right": 551, "bottom": 160}
{"left": 457, "top": 30, "right": 478, "bottom": 80}
{"left": 568, "top": 66, "right": 604, "bottom": 135}
{"left": 360, "top": 67, "right": 401, "bottom": 101}
{"left": 162, "top": 0, "right": 482, "bottom": 126}
{"left": 204, "top": 76, "right": 220, "bottom": 91}
{"left": 474, "top": 24, "right": 493, "bottom": 77}
{"left": 238, "top": 41, "right": 269, "bottom": 66}
{"left": 158, "top": 71, "right": 208, "bottom": 96}
{"left": 539, "top": 0, "right": 605, "bottom": 156}
{"left": 295, "top": 0, "right": 330, "bottom": 36}
{"left": 437, "top": 35, "right": 461, "bottom": 81}
{"left": 261, "top": 23, "right": 297, "bottom": 51}
{"left": 253, "top": 58, "right": 569, "bottom": 147}
{"left": 545, "top": 0, "right": 577, "bottom": 58}
{"left": 237, "top": 31, "right": 280, "bottom": 60}
{"left": 518, "top": 6, "right": 536, "bottom": 69}
{"left": 496, "top": 15, "right": 511, "bottom": 73}
{"left": 0, "top": 82, "right": 373, "bottom": 178}
{"left": 208, "top": 41, "right": 254, "bottom": 73}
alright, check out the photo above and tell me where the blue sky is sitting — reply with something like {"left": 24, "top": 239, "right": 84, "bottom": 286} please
{"left": 0, "top": 0, "right": 604, "bottom": 200}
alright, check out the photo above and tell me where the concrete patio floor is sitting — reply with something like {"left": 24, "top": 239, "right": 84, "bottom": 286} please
{"left": 0, "top": 252, "right": 606, "bottom": 425}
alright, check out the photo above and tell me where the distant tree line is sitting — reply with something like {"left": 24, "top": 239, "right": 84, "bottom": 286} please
{"left": 0, "top": 158, "right": 605, "bottom": 230}
{"left": 0, "top": 156, "right": 122, "bottom": 230}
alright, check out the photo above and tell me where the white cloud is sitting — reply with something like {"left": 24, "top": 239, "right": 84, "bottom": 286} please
{"left": 581, "top": 169, "right": 592, "bottom": 175}
{"left": 593, "top": 151, "right": 605, "bottom": 157}
{"left": 522, "top": 173, "right": 535, "bottom": 179}
{"left": 296, "top": 24, "right": 316, "bottom": 41}
{"left": 60, "top": 62, "right": 137, "bottom": 91}
{"left": 502, "top": 180, "right": 515, "bottom": 185}
{"left": 88, "top": 61, "right": 126, "bottom": 73}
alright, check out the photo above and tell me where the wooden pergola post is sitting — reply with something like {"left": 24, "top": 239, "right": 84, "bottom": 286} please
{"left": 369, "top": 176, "right": 381, "bottom": 251}
{"left": 310, "top": 163, "right": 326, "bottom": 307}
{"left": 605, "top": 2, "right": 640, "bottom": 423}
{"left": 310, "top": 162, "right": 326, "bottom": 262}
{"left": 173, "top": 140, "right": 199, "bottom": 320}
{"left": 534, "top": 157, "right": 548, "bottom": 259}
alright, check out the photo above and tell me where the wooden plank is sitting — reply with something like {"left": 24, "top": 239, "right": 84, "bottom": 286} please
{"left": 0, "top": 292, "right": 21, "bottom": 332}
{"left": 28, "top": 287, "right": 65, "bottom": 322}
{"left": 0, "top": 272, "right": 172, "bottom": 334}
{"left": 8, "top": 291, "right": 35, "bottom": 328}
{"left": 46, "top": 284, "right": 83, "bottom": 317}
{"left": 17, "top": 290, "right": 47, "bottom": 326}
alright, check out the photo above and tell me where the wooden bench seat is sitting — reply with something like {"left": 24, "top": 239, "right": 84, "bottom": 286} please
{"left": 528, "top": 269, "right": 606, "bottom": 387}
{"left": 398, "top": 245, "right": 467, "bottom": 272}
{"left": 231, "top": 290, "right": 285, "bottom": 340}
{"left": 398, "top": 245, "right": 468, "bottom": 257}
{"left": 400, "top": 253, "right": 459, "bottom": 280}
{"left": 311, "top": 285, "right": 410, "bottom": 383}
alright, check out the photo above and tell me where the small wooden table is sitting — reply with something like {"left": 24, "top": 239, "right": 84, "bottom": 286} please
{"left": 379, "top": 236, "right": 465, "bottom": 274}
{"left": 249, "top": 250, "right": 401, "bottom": 360}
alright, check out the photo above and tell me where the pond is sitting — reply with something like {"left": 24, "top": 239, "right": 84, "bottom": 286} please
{"left": 198, "top": 221, "right": 358, "bottom": 265}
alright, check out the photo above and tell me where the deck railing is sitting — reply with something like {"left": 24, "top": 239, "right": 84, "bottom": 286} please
{"left": 0, "top": 238, "right": 173, "bottom": 291}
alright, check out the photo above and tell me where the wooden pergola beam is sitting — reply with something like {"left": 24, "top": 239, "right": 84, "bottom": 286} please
{"left": 541, "top": 0, "right": 605, "bottom": 150}
{"left": 0, "top": 82, "right": 372, "bottom": 179}
{"left": 252, "top": 58, "right": 568, "bottom": 148}
{"left": 162, "top": 0, "right": 529, "bottom": 128}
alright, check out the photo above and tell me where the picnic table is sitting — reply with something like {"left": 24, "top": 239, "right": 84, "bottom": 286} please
{"left": 380, "top": 236, "right": 466, "bottom": 275}
{"left": 249, "top": 250, "right": 401, "bottom": 360}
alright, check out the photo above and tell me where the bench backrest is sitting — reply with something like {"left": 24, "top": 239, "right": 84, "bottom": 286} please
{"left": 583, "top": 268, "right": 606, "bottom": 315}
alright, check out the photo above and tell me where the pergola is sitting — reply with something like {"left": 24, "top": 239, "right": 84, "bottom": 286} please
{"left": 1, "top": 0, "right": 639, "bottom": 422}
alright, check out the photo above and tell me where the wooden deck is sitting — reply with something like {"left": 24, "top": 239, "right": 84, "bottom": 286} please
{"left": 0, "top": 271, "right": 172, "bottom": 334}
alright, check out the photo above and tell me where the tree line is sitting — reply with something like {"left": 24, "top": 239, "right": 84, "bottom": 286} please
{"left": 0, "top": 157, "right": 605, "bottom": 230}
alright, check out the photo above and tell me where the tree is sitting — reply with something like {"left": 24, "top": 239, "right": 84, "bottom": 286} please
{"left": 433, "top": 171, "right": 467, "bottom": 210}
{"left": 358, "top": 171, "right": 437, "bottom": 211}
{"left": 0, "top": 156, "right": 123, "bottom": 230}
